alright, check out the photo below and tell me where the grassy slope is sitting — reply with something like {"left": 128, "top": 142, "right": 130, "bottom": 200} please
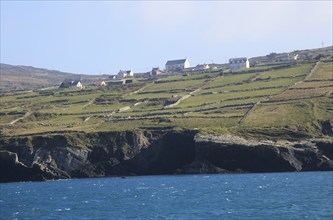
{"left": 241, "top": 61, "right": 333, "bottom": 139}
{"left": 0, "top": 63, "right": 109, "bottom": 91}
{"left": 1, "top": 60, "right": 332, "bottom": 140}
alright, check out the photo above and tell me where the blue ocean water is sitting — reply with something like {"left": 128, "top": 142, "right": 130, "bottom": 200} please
{"left": 0, "top": 172, "right": 332, "bottom": 219}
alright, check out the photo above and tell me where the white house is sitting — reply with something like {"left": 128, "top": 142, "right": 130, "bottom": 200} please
{"left": 280, "top": 53, "right": 299, "bottom": 62}
{"left": 229, "top": 58, "right": 250, "bottom": 69}
{"left": 165, "top": 58, "right": 190, "bottom": 71}
{"left": 151, "top": 67, "right": 166, "bottom": 76}
{"left": 196, "top": 64, "right": 210, "bottom": 71}
{"left": 71, "top": 80, "right": 82, "bottom": 89}
{"left": 117, "top": 70, "right": 134, "bottom": 78}
{"left": 59, "top": 79, "right": 82, "bottom": 89}
{"left": 96, "top": 81, "right": 106, "bottom": 86}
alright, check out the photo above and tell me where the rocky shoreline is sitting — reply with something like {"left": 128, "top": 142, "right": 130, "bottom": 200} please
{"left": 1, "top": 130, "right": 332, "bottom": 183}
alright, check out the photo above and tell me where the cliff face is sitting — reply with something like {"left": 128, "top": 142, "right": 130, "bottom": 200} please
{"left": 180, "top": 135, "right": 333, "bottom": 174}
{"left": 1, "top": 131, "right": 332, "bottom": 182}
{"left": 0, "top": 131, "right": 196, "bottom": 182}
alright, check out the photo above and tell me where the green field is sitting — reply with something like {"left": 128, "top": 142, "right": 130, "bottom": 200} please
{"left": 1, "top": 60, "right": 332, "bottom": 140}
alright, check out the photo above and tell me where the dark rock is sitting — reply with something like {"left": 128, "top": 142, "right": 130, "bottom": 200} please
{"left": 0, "top": 151, "right": 58, "bottom": 182}
{"left": 0, "top": 131, "right": 332, "bottom": 183}
{"left": 192, "top": 134, "right": 333, "bottom": 173}
{"left": 177, "top": 160, "right": 230, "bottom": 174}
{"left": 321, "top": 120, "right": 333, "bottom": 136}
{"left": 108, "top": 131, "right": 196, "bottom": 176}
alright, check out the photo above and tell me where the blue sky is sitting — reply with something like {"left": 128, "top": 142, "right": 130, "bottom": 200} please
{"left": 1, "top": 1, "right": 332, "bottom": 75}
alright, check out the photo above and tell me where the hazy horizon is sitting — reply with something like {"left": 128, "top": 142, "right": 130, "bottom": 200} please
{"left": 1, "top": 1, "right": 332, "bottom": 75}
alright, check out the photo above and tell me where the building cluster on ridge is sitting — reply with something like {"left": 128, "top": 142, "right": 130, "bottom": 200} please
{"left": 58, "top": 57, "right": 248, "bottom": 89}
{"left": 116, "top": 56, "right": 251, "bottom": 79}
{"left": 59, "top": 52, "right": 299, "bottom": 89}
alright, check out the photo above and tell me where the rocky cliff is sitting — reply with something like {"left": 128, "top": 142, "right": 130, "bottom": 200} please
{"left": 179, "top": 135, "right": 333, "bottom": 174}
{"left": 1, "top": 130, "right": 332, "bottom": 182}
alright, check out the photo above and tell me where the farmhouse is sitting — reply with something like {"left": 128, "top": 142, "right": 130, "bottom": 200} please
{"left": 196, "top": 64, "right": 210, "bottom": 71}
{"left": 117, "top": 70, "right": 134, "bottom": 78}
{"left": 165, "top": 58, "right": 190, "bottom": 72}
{"left": 59, "top": 79, "right": 82, "bottom": 89}
{"left": 151, "top": 67, "right": 166, "bottom": 76}
{"left": 229, "top": 57, "right": 250, "bottom": 69}
{"left": 96, "top": 81, "right": 106, "bottom": 86}
{"left": 279, "top": 53, "right": 299, "bottom": 62}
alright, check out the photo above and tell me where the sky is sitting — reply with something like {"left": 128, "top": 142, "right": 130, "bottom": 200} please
{"left": 1, "top": 1, "right": 332, "bottom": 75}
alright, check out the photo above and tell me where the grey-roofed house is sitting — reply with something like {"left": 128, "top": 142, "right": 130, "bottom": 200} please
{"left": 151, "top": 67, "right": 166, "bottom": 76}
{"left": 59, "top": 79, "right": 82, "bottom": 89}
{"left": 196, "top": 64, "right": 210, "bottom": 71}
{"left": 117, "top": 70, "right": 134, "bottom": 78}
{"left": 165, "top": 58, "right": 190, "bottom": 72}
{"left": 229, "top": 57, "right": 250, "bottom": 69}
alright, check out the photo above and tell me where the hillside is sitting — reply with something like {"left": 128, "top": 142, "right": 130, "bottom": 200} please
{"left": 1, "top": 53, "right": 333, "bottom": 182}
{"left": 249, "top": 46, "right": 333, "bottom": 66}
{"left": 0, "top": 63, "right": 109, "bottom": 91}
{"left": 1, "top": 57, "right": 332, "bottom": 139}
{"left": 1, "top": 57, "right": 333, "bottom": 182}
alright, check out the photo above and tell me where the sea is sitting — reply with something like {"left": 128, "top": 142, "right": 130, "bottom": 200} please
{"left": 0, "top": 172, "right": 332, "bottom": 220}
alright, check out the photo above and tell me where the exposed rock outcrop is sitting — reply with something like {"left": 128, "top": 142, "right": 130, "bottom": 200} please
{"left": 0, "top": 151, "right": 58, "bottom": 182}
{"left": 0, "top": 130, "right": 332, "bottom": 183}
{"left": 178, "top": 135, "right": 333, "bottom": 174}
